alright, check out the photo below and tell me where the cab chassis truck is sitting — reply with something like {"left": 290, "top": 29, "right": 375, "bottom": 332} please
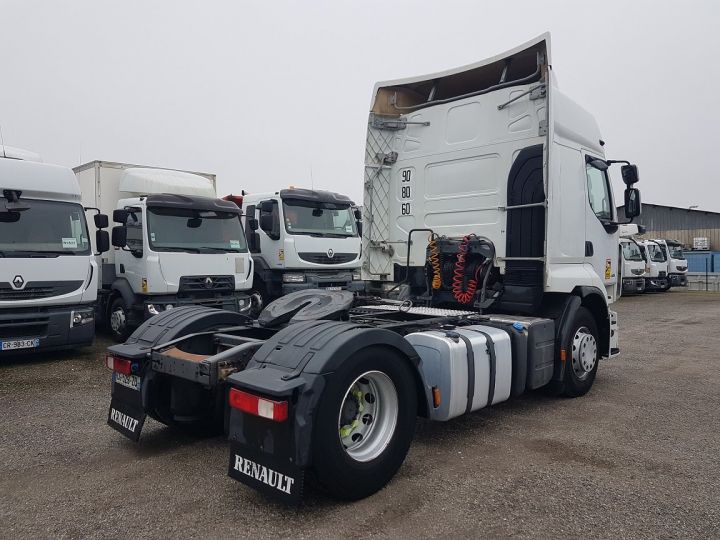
{"left": 104, "top": 34, "right": 642, "bottom": 503}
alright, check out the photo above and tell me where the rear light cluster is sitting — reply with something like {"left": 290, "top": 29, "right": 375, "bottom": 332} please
{"left": 105, "top": 354, "right": 138, "bottom": 375}
{"left": 228, "top": 388, "right": 288, "bottom": 422}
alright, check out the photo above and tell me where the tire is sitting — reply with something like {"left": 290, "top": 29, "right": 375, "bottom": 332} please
{"left": 108, "top": 296, "right": 132, "bottom": 342}
{"left": 560, "top": 306, "right": 600, "bottom": 398}
{"left": 311, "top": 346, "right": 417, "bottom": 500}
{"left": 249, "top": 277, "right": 269, "bottom": 318}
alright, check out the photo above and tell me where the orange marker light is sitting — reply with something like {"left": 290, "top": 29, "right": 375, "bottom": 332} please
{"left": 560, "top": 349, "right": 567, "bottom": 363}
{"left": 432, "top": 386, "right": 441, "bottom": 408}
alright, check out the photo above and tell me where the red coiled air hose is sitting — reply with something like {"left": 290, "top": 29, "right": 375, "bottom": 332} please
{"left": 452, "top": 235, "right": 481, "bottom": 304}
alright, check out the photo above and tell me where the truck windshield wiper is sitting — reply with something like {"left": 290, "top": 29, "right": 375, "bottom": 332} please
{"left": 199, "top": 247, "right": 242, "bottom": 253}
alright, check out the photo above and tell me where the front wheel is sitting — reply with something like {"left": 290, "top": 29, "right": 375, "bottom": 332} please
{"left": 311, "top": 346, "right": 417, "bottom": 500}
{"left": 109, "top": 297, "right": 132, "bottom": 342}
{"left": 561, "top": 306, "right": 600, "bottom": 397}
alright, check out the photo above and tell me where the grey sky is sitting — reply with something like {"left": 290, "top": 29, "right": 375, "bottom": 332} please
{"left": 1, "top": 0, "right": 719, "bottom": 212}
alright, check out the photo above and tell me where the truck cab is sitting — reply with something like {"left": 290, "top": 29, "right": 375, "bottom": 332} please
{"left": 0, "top": 148, "right": 108, "bottom": 354}
{"left": 76, "top": 162, "right": 253, "bottom": 340}
{"left": 619, "top": 237, "right": 646, "bottom": 294}
{"left": 653, "top": 239, "right": 687, "bottom": 287}
{"left": 638, "top": 239, "right": 669, "bottom": 291}
{"left": 239, "top": 189, "right": 363, "bottom": 308}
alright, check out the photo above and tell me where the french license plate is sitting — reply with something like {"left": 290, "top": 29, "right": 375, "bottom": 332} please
{"left": 323, "top": 286, "right": 342, "bottom": 291}
{"left": 1, "top": 338, "right": 40, "bottom": 351}
{"left": 113, "top": 372, "right": 141, "bottom": 391}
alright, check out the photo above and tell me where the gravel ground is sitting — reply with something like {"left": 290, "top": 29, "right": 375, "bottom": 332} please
{"left": 1, "top": 290, "right": 719, "bottom": 539}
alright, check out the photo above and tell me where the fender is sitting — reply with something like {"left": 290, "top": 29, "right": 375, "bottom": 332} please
{"left": 227, "top": 320, "right": 425, "bottom": 469}
{"left": 110, "top": 278, "right": 139, "bottom": 311}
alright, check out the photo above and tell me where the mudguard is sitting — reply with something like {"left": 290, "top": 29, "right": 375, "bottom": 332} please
{"left": 226, "top": 320, "right": 423, "bottom": 503}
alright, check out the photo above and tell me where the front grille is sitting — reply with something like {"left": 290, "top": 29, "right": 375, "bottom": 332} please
{"left": 0, "top": 281, "right": 83, "bottom": 300}
{"left": 298, "top": 252, "right": 358, "bottom": 265}
{"left": 178, "top": 275, "right": 235, "bottom": 293}
{"left": 0, "top": 309, "right": 49, "bottom": 339}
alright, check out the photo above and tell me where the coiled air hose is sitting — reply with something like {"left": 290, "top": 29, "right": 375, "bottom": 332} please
{"left": 452, "top": 235, "right": 482, "bottom": 304}
{"left": 428, "top": 236, "right": 442, "bottom": 290}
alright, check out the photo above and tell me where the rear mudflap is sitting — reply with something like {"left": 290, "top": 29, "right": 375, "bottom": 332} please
{"left": 108, "top": 377, "right": 146, "bottom": 441}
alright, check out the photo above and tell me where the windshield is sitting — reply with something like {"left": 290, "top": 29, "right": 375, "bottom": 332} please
{"left": 147, "top": 207, "right": 248, "bottom": 253}
{"left": 647, "top": 244, "right": 666, "bottom": 262}
{"left": 669, "top": 245, "right": 685, "bottom": 259}
{"left": 622, "top": 242, "right": 643, "bottom": 261}
{"left": 282, "top": 200, "right": 357, "bottom": 237}
{"left": 0, "top": 198, "right": 90, "bottom": 256}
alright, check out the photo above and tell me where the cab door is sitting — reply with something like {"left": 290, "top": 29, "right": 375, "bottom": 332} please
{"left": 584, "top": 155, "right": 618, "bottom": 301}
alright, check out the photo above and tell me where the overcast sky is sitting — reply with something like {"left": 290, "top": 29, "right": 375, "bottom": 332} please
{"left": 1, "top": 0, "right": 719, "bottom": 212}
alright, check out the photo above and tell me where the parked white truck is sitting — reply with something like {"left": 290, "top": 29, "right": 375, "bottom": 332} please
{"left": 75, "top": 161, "right": 253, "bottom": 340}
{"left": 653, "top": 239, "right": 687, "bottom": 287}
{"left": 103, "top": 34, "right": 642, "bottom": 503}
{"left": 637, "top": 239, "right": 669, "bottom": 291}
{"left": 225, "top": 189, "right": 363, "bottom": 310}
{"left": 619, "top": 237, "right": 646, "bottom": 294}
{"left": 0, "top": 147, "right": 108, "bottom": 354}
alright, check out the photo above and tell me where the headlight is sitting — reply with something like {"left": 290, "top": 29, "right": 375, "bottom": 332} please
{"left": 352, "top": 269, "right": 362, "bottom": 281}
{"left": 283, "top": 273, "right": 306, "bottom": 283}
{"left": 70, "top": 308, "right": 94, "bottom": 328}
{"left": 631, "top": 268, "right": 645, "bottom": 276}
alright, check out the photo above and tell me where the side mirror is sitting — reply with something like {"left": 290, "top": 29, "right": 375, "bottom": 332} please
{"left": 113, "top": 209, "right": 129, "bottom": 224}
{"left": 187, "top": 217, "right": 202, "bottom": 228}
{"left": 95, "top": 230, "right": 110, "bottom": 254}
{"left": 259, "top": 201, "right": 274, "bottom": 213}
{"left": 111, "top": 226, "right": 127, "bottom": 248}
{"left": 249, "top": 217, "right": 259, "bottom": 231}
{"left": 353, "top": 208, "right": 362, "bottom": 221}
{"left": 624, "top": 188, "right": 642, "bottom": 219}
{"left": 94, "top": 213, "right": 109, "bottom": 229}
{"left": 356, "top": 222, "right": 363, "bottom": 237}
{"left": 621, "top": 164, "right": 639, "bottom": 185}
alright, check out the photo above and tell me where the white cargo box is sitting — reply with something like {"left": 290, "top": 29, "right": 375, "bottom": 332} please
{"left": 406, "top": 325, "right": 512, "bottom": 421}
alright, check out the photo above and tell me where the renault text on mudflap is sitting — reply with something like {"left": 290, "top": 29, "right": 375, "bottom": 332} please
{"left": 104, "top": 34, "right": 642, "bottom": 503}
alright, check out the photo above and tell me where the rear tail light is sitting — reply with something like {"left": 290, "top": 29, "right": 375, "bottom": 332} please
{"left": 105, "top": 354, "right": 135, "bottom": 375}
{"left": 228, "top": 388, "right": 288, "bottom": 422}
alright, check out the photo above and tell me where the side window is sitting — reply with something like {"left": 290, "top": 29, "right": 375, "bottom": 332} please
{"left": 125, "top": 209, "right": 143, "bottom": 254}
{"left": 258, "top": 200, "right": 280, "bottom": 240}
{"left": 585, "top": 162, "right": 613, "bottom": 222}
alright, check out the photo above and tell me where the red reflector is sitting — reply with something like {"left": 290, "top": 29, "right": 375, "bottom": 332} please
{"left": 105, "top": 354, "right": 132, "bottom": 375}
{"left": 228, "top": 388, "right": 288, "bottom": 422}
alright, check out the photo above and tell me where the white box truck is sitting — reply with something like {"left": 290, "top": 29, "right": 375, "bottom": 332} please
{"left": 0, "top": 147, "right": 109, "bottom": 354}
{"left": 225, "top": 189, "right": 363, "bottom": 312}
{"left": 102, "top": 34, "right": 642, "bottom": 503}
{"left": 75, "top": 161, "right": 253, "bottom": 340}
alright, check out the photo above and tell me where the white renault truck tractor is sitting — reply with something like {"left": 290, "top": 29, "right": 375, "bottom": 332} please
{"left": 0, "top": 147, "right": 109, "bottom": 355}
{"left": 75, "top": 161, "right": 253, "bottom": 340}
{"left": 223, "top": 189, "right": 363, "bottom": 312}
{"left": 102, "top": 34, "right": 642, "bottom": 503}
{"left": 653, "top": 238, "right": 687, "bottom": 287}
{"left": 637, "top": 239, "right": 669, "bottom": 292}
{"left": 618, "top": 226, "right": 646, "bottom": 295}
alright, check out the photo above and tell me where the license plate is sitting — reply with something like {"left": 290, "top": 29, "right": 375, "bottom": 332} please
{"left": 113, "top": 372, "right": 141, "bottom": 391}
{"left": 323, "top": 286, "right": 342, "bottom": 291}
{"left": 1, "top": 338, "right": 40, "bottom": 351}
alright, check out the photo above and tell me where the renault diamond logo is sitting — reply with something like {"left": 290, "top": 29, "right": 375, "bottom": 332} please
{"left": 204, "top": 277, "right": 213, "bottom": 288}
{"left": 12, "top": 275, "right": 25, "bottom": 290}
{"left": 327, "top": 249, "right": 334, "bottom": 259}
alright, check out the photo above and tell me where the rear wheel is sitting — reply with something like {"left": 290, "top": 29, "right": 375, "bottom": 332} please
{"left": 561, "top": 307, "right": 600, "bottom": 397}
{"left": 311, "top": 346, "right": 417, "bottom": 500}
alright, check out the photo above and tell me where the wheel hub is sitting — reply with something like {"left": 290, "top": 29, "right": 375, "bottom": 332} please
{"left": 110, "top": 308, "right": 125, "bottom": 333}
{"left": 571, "top": 326, "right": 597, "bottom": 380}
{"left": 338, "top": 371, "right": 398, "bottom": 462}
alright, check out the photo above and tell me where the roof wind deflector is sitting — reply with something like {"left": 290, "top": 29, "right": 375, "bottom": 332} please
{"left": 390, "top": 51, "right": 544, "bottom": 112}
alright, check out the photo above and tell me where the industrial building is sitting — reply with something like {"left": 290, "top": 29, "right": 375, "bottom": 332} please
{"left": 617, "top": 203, "right": 720, "bottom": 251}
